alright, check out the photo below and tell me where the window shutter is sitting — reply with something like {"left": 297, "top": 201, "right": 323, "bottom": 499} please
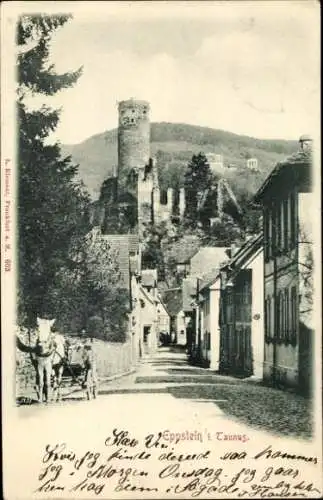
{"left": 290, "top": 192, "right": 297, "bottom": 249}
{"left": 291, "top": 286, "right": 297, "bottom": 345}
{"left": 285, "top": 288, "right": 289, "bottom": 343}
{"left": 283, "top": 199, "right": 289, "bottom": 251}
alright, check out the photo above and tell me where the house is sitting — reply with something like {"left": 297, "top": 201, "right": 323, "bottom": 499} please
{"left": 101, "top": 233, "right": 142, "bottom": 363}
{"left": 198, "top": 270, "right": 222, "bottom": 369}
{"left": 141, "top": 269, "right": 158, "bottom": 297}
{"left": 183, "top": 246, "right": 229, "bottom": 362}
{"left": 162, "top": 288, "right": 185, "bottom": 345}
{"left": 138, "top": 285, "right": 159, "bottom": 356}
{"left": 162, "top": 235, "right": 200, "bottom": 279}
{"left": 182, "top": 276, "right": 198, "bottom": 353}
{"left": 156, "top": 296, "right": 170, "bottom": 340}
{"left": 253, "top": 136, "right": 313, "bottom": 394}
{"left": 137, "top": 269, "right": 160, "bottom": 355}
{"left": 217, "top": 234, "right": 264, "bottom": 378}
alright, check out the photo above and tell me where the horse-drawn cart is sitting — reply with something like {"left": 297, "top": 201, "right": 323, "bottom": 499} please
{"left": 16, "top": 326, "right": 98, "bottom": 404}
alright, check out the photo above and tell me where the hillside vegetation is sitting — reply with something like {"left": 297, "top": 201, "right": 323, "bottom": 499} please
{"left": 61, "top": 122, "right": 298, "bottom": 200}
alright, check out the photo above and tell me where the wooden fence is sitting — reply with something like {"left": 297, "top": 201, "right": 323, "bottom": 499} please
{"left": 16, "top": 332, "right": 134, "bottom": 396}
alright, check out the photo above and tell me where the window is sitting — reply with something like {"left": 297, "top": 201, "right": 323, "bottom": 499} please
{"left": 291, "top": 286, "right": 297, "bottom": 345}
{"left": 283, "top": 198, "right": 289, "bottom": 251}
{"left": 265, "top": 296, "right": 273, "bottom": 341}
{"left": 264, "top": 209, "right": 269, "bottom": 260}
{"left": 290, "top": 192, "right": 297, "bottom": 249}
{"left": 264, "top": 208, "right": 273, "bottom": 261}
{"left": 284, "top": 288, "right": 289, "bottom": 342}
{"left": 269, "top": 208, "right": 274, "bottom": 258}
{"left": 277, "top": 291, "right": 284, "bottom": 341}
{"left": 276, "top": 203, "right": 282, "bottom": 253}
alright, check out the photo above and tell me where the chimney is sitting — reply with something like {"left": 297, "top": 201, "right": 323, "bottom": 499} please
{"left": 299, "top": 134, "right": 312, "bottom": 152}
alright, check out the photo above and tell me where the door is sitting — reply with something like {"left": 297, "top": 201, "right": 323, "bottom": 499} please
{"left": 143, "top": 326, "right": 151, "bottom": 354}
{"left": 298, "top": 322, "right": 313, "bottom": 396}
{"left": 219, "top": 288, "right": 235, "bottom": 374}
{"left": 234, "top": 271, "right": 253, "bottom": 376}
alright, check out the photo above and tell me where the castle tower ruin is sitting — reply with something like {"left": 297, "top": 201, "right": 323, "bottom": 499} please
{"left": 118, "top": 99, "right": 151, "bottom": 236}
{"left": 179, "top": 187, "right": 186, "bottom": 219}
{"left": 118, "top": 99, "right": 150, "bottom": 176}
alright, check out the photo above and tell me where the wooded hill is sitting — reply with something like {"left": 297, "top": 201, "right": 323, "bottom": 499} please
{"left": 61, "top": 122, "right": 298, "bottom": 200}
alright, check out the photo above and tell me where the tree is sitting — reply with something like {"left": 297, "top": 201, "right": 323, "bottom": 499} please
{"left": 141, "top": 221, "right": 170, "bottom": 282}
{"left": 204, "top": 214, "right": 244, "bottom": 247}
{"left": 184, "top": 153, "right": 213, "bottom": 225}
{"left": 298, "top": 225, "right": 313, "bottom": 327}
{"left": 17, "top": 15, "right": 89, "bottom": 328}
{"left": 50, "top": 232, "right": 130, "bottom": 341}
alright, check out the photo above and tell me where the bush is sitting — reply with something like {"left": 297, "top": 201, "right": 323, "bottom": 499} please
{"left": 86, "top": 315, "right": 104, "bottom": 339}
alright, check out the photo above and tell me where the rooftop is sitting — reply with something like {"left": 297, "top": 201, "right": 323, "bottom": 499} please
{"left": 141, "top": 269, "right": 158, "bottom": 288}
{"left": 190, "top": 246, "right": 229, "bottom": 277}
{"left": 254, "top": 149, "right": 312, "bottom": 203}
{"left": 163, "top": 235, "right": 201, "bottom": 265}
{"left": 100, "top": 234, "right": 130, "bottom": 291}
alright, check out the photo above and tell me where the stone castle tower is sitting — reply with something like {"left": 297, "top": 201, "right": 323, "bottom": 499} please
{"left": 118, "top": 99, "right": 150, "bottom": 174}
{"left": 118, "top": 99, "right": 153, "bottom": 235}
{"left": 117, "top": 98, "right": 183, "bottom": 237}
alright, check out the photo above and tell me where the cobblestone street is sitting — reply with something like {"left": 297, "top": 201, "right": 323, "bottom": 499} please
{"left": 8, "top": 346, "right": 320, "bottom": 499}
{"left": 18, "top": 346, "right": 313, "bottom": 440}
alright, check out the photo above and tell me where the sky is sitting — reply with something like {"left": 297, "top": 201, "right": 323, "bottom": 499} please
{"left": 21, "top": 1, "right": 320, "bottom": 144}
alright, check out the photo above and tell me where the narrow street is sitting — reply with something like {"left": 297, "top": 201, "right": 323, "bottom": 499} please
{"left": 8, "top": 345, "right": 319, "bottom": 499}
{"left": 18, "top": 346, "right": 312, "bottom": 440}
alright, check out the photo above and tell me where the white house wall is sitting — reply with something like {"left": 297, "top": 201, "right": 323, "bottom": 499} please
{"left": 176, "top": 311, "right": 186, "bottom": 345}
{"left": 249, "top": 250, "right": 264, "bottom": 378}
{"left": 209, "top": 277, "right": 221, "bottom": 371}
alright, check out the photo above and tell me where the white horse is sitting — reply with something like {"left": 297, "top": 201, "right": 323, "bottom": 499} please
{"left": 31, "top": 318, "right": 66, "bottom": 403}
{"left": 50, "top": 332, "right": 66, "bottom": 402}
{"left": 32, "top": 318, "right": 56, "bottom": 403}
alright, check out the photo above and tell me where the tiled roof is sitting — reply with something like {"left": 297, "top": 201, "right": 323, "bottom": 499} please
{"left": 190, "top": 247, "right": 229, "bottom": 277}
{"left": 100, "top": 235, "right": 130, "bottom": 291}
{"left": 199, "top": 267, "right": 221, "bottom": 292}
{"left": 141, "top": 269, "right": 157, "bottom": 288}
{"left": 163, "top": 235, "right": 201, "bottom": 264}
{"left": 140, "top": 285, "right": 156, "bottom": 305}
{"left": 128, "top": 234, "right": 140, "bottom": 253}
{"left": 226, "top": 233, "right": 263, "bottom": 270}
{"left": 254, "top": 149, "right": 312, "bottom": 203}
{"left": 162, "top": 288, "right": 183, "bottom": 316}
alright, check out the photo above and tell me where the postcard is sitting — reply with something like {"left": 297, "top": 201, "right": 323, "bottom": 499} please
{"left": 1, "top": 1, "right": 322, "bottom": 498}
